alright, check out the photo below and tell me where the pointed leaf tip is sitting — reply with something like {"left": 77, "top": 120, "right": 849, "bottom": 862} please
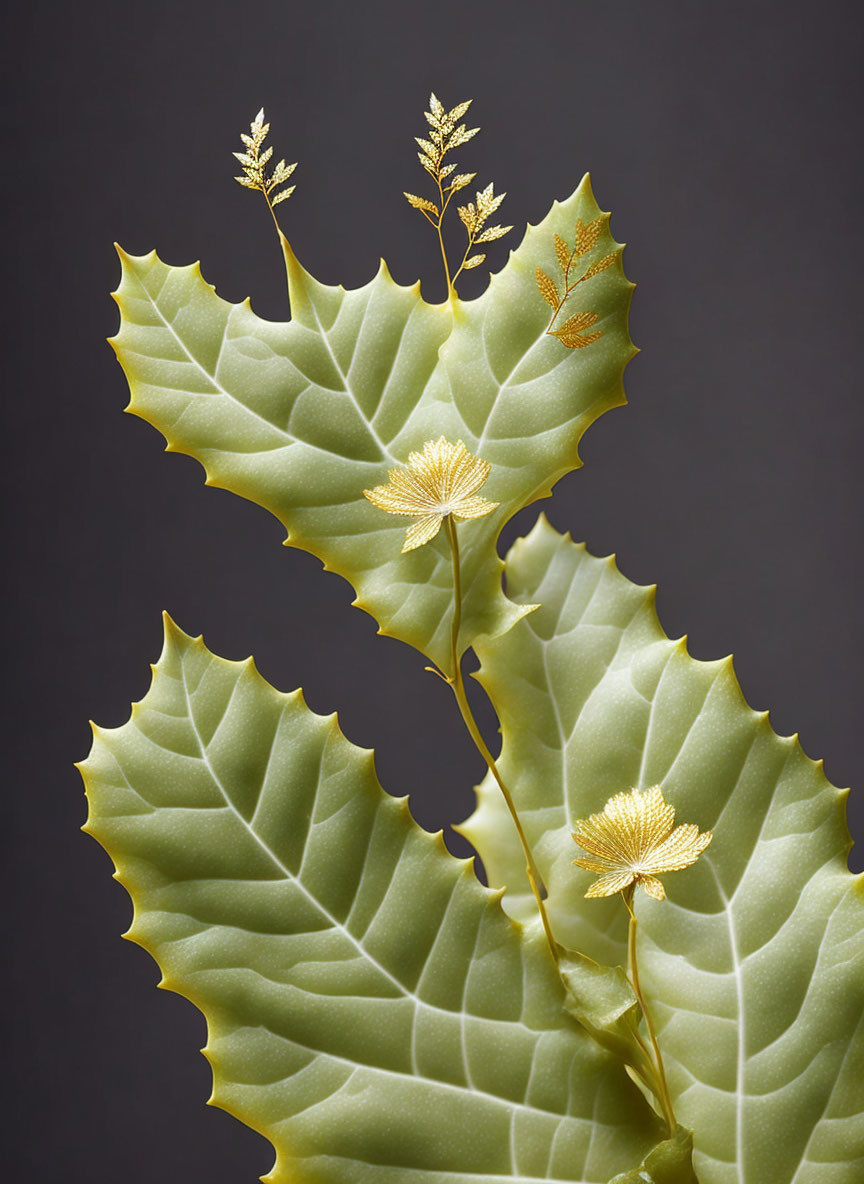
{"left": 111, "top": 180, "right": 635, "bottom": 668}
{"left": 79, "top": 625, "right": 666, "bottom": 1175}
{"left": 472, "top": 525, "right": 862, "bottom": 1177}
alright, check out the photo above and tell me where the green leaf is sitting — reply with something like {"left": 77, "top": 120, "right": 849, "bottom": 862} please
{"left": 109, "top": 175, "right": 634, "bottom": 669}
{"left": 460, "top": 516, "right": 864, "bottom": 1183}
{"left": 607, "top": 1127, "right": 696, "bottom": 1184}
{"left": 558, "top": 951, "right": 658, "bottom": 1094}
{"left": 78, "top": 614, "right": 667, "bottom": 1183}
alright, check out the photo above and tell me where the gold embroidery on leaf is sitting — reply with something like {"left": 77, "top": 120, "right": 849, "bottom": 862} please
{"left": 536, "top": 214, "right": 621, "bottom": 350}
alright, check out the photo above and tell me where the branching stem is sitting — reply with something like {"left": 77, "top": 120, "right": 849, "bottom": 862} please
{"left": 433, "top": 175, "right": 456, "bottom": 300}
{"left": 546, "top": 259, "right": 587, "bottom": 336}
{"left": 442, "top": 515, "right": 558, "bottom": 964}
{"left": 450, "top": 229, "right": 478, "bottom": 292}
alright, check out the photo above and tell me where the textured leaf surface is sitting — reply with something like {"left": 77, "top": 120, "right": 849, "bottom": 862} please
{"left": 110, "top": 176, "right": 633, "bottom": 669}
{"left": 460, "top": 517, "right": 864, "bottom": 1183}
{"left": 78, "top": 615, "right": 665, "bottom": 1183}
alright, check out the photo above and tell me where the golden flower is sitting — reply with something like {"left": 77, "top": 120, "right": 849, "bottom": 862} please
{"left": 363, "top": 437, "right": 498, "bottom": 552}
{"left": 572, "top": 785, "right": 712, "bottom": 900}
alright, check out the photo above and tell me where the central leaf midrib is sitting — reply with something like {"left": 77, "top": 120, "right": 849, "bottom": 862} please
{"left": 298, "top": 282, "right": 395, "bottom": 462}
{"left": 138, "top": 266, "right": 396, "bottom": 465}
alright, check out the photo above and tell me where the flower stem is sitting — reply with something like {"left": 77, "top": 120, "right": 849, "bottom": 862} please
{"left": 442, "top": 515, "right": 558, "bottom": 964}
{"left": 262, "top": 193, "right": 295, "bottom": 310}
{"left": 623, "top": 886, "right": 677, "bottom": 1134}
{"left": 444, "top": 514, "right": 464, "bottom": 681}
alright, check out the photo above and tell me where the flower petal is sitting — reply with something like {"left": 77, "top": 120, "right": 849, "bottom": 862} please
{"left": 636, "top": 874, "right": 666, "bottom": 900}
{"left": 402, "top": 514, "right": 444, "bottom": 552}
{"left": 585, "top": 869, "right": 637, "bottom": 898}
{"left": 642, "top": 823, "right": 712, "bottom": 874}
{"left": 573, "top": 809, "right": 639, "bottom": 865}
{"left": 446, "top": 451, "right": 491, "bottom": 502}
{"left": 452, "top": 496, "right": 499, "bottom": 520}
{"left": 608, "top": 785, "right": 675, "bottom": 861}
{"left": 572, "top": 855, "right": 620, "bottom": 874}
{"left": 363, "top": 483, "right": 427, "bottom": 516}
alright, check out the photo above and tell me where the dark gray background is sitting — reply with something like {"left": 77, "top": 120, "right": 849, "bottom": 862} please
{"left": 5, "top": 1, "right": 862, "bottom": 1179}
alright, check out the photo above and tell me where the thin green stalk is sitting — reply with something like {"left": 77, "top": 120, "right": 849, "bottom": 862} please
{"left": 442, "top": 515, "right": 557, "bottom": 963}
{"left": 624, "top": 886, "right": 677, "bottom": 1134}
{"left": 272, "top": 218, "right": 294, "bottom": 296}
{"left": 444, "top": 514, "right": 463, "bottom": 682}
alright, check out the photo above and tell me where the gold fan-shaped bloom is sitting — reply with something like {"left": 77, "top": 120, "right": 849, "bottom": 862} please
{"left": 572, "top": 785, "right": 712, "bottom": 900}
{"left": 364, "top": 437, "right": 498, "bottom": 552}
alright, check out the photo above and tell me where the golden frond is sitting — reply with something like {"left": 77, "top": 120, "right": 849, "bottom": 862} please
{"left": 572, "top": 786, "right": 712, "bottom": 900}
{"left": 233, "top": 107, "right": 298, "bottom": 209}
{"left": 536, "top": 267, "right": 560, "bottom": 309}
{"left": 551, "top": 310, "right": 599, "bottom": 338}
{"left": 476, "top": 182, "right": 505, "bottom": 216}
{"left": 582, "top": 252, "right": 618, "bottom": 280}
{"left": 449, "top": 125, "right": 480, "bottom": 148}
{"left": 476, "top": 223, "right": 513, "bottom": 243}
{"left": 406, "top": 93, "right": 510, "bottom": 294}
{"left": 457, "top": 203, "right": 478, "bottom": 234}
{"left": 270, "top": 160, "right": 296, "bottom": 186}
{"left": 420, "top": 93, "right": 478, "bottom": 162}
{"left": 575, "top": 215, "right": 604, "bottom": 257}
{"left": 428, "top": 92, "right": 445, "bottom": 120}
{"left": 539, "top": 221, "right": 615, "bottom": 348}
{"left": 411, "top": 94, "right": 479, "bottom": 185}
{"left": 364, "top": 437, "right": 498, "bottom": 553}
{"left": 447, "top": 99, "right": 473, "bottom": 122}
{"left": 404, "top": 192, "right": 439, "bottom": 215}
{"left": 458, "top": 183, "right": 508, "bottom": 237}
{"left": 558, "top": 331, "right": 603, "bottom": 349}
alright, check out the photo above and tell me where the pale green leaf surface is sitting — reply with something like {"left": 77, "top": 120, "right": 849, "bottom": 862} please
{"left": 607, "top": 1127, "right": 696, "bottom": 1184}
{"left": 110, "top": 176, "right": 633, "bottom": 669}
{"left": 460, "top": 517, "right": 864, "bottom": 1183}
{"left": 558, "top": 952, "right": 657, "bottom": 1093}
{"left": 78, "top": 615, "right": 665, "bottom": 1183}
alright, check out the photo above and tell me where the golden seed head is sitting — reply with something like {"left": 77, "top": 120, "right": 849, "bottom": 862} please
{"left": 571, "top": 785, "right": 712, "bottom": 901}
{"left": 404, "top": 93, "right": 512, "bottom": 289}
{"left": 233, "top": 107, "right": 297, "bottom": 207}
{"left": 457, "top": 181, "right": 511, "bottom": 242}
{"left": 363, "top": 437, "right": 498, "bottom": 552}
